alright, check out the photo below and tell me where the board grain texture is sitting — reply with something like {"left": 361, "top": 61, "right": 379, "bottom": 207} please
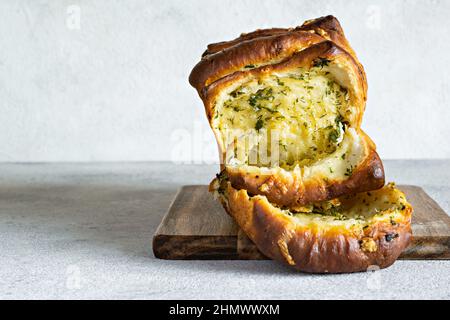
{"left": 153, "top": 185, "right": 450, "bottom": 260}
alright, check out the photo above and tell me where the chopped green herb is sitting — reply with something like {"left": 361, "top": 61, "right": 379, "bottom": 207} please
{"left": 288, "top": 73, "right": 305, "bottom": 80}
{"left": 215, "top": 171, "right": 228, "bottom": 194}
{"left": 313, "top": 57, "right": 331, "bottom": 68}
{"left": 260, "top": 105, "right": 272, "bottom": 113}
{"left": 276, "top": 78, "right": 285, "bottom": 86}
{"left": 329, "top": 129, "right": 340, "bottom": 143}
{"left": 255, "top": 119, "right": 264, "bottom": 131}
{"left": 390, "top": 216, "right": 398, "bottom": 226}
{"left": 344, "top": 166, "right": 354, "bottom": 177}
{"left": 248, "top": 88, "right": 274, "bottom": 108}
{"left": 244, "top": 64, "right": 255, "bottom": 69}
{"left": 230, "top": 89, "right": 244, "bottom": 98}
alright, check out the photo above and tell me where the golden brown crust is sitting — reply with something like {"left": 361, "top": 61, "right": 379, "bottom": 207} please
{"left": 190, "top": 30, "right": 324, "bottom": 95}
{"left": 297, "top": 15, "right": 367, "bottom": 96}
{"left": 218, "top": 182, "right": 412, "bottom": 273}
{"left": 298, "top": 16, "right": 357, "bottom": 64}
{"left": 189, "top": 15, "right": 367, "bottom": 101}
{"left": 203, "top": 28, "right": 292, "bottom": 56}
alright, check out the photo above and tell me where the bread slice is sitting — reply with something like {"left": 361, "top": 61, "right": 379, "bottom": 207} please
{"left": 189, "top": 16, "right": 384, "bottom": 206}
{"left": 211, "top": 175, "right": 412, "bottom": 273}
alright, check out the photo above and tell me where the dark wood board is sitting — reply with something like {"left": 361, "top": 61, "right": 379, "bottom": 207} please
{"left": 153, "top": 185, "right": 450, "bottom": 260}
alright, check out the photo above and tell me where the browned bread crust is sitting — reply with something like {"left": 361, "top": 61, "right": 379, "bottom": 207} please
{"left": 190, "top": 30, "right": 324, "bottom": 96}
{"left": 213, "top": 180, "right": 412, "bottom": 273}
{"left": 202, "top": 28, "right": 292, "bottom": 56}
{"left": 190, "top": 15, "right": 367, "bottom": 101}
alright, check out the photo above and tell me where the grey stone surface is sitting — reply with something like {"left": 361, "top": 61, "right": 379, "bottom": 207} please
{"left": 0, "top": 161, "right": 449, "bottom": 299}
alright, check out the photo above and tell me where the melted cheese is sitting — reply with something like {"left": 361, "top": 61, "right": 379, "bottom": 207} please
{"left": 225, "top": 127, "right": 366, "bottom": 181}
{"left": 287, "top": 183, "right": 408, "bottom": 232}
{"left": 212, "top": 67, "right": 351, "bottom": 169}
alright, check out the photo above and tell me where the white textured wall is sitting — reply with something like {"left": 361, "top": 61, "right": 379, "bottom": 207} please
{"left": 0, "top": 0, "right": 449, "bottom": 162}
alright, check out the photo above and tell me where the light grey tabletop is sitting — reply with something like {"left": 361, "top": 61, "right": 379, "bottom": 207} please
{"left": 0, "top": 161, "right": 449, "bottom": 300}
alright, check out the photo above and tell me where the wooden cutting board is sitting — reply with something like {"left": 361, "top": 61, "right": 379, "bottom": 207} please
{"left": 153, "top": 185, "right": 450, "bottom": 260}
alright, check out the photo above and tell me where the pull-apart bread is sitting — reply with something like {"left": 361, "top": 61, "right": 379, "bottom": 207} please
{"left": 189, "top": 16, "right": 412, "bottom": 273}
